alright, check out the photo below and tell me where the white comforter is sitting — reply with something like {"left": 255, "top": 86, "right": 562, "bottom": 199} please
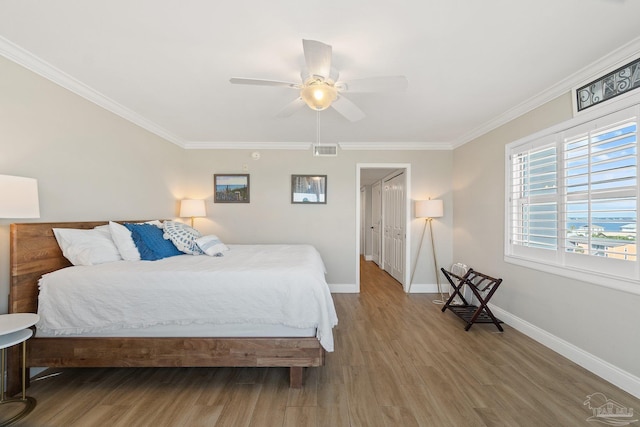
{"left": 37, "top": 245, "right": 338, "bottom": 351}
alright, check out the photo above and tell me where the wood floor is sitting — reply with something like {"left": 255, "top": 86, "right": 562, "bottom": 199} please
{"left": 5, "top": 258, "right": 639, "bottom": 426}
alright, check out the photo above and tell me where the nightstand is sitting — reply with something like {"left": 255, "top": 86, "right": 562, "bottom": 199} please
{"left": 0, "top": 313, "right": 39, "bottom": 426}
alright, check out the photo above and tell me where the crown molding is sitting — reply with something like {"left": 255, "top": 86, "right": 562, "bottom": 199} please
{"left": 339, "top": 141, "right": 451, "bottom": 150}
{"left": 183, "top": 141, "right": 312, "bottom": 150}
{"left": 451, "top": 35, "right": 640, "bottom": 149}
{"left": 4, "top": 32, "right": 640, "bottom": 152}
{"left": 0, "top": 36, "right": 187, "bottom": 148}
{"left": 188, "top": 141, "right": 452, "bottom": 150}
{"left": 0, "top": 35, "right": 445, "bottom": 152}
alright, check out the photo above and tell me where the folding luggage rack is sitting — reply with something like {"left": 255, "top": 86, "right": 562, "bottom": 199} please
{"left": 440, "top": 267, "right": 504, "bottom": 331}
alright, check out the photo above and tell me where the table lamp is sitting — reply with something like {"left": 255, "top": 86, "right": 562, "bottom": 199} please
{"left": 0, "top": 175, "right": 40, "bottom": 219}
{"left": 179, "top": 199, "right": 206, "bottom": 228}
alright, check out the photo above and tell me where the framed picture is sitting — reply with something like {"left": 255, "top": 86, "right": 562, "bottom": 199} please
{"left": 214, "top": 174, "right": 250, "bottom": 203}
{"left": 291, "top": 175, "right": 327, "bottom": 204}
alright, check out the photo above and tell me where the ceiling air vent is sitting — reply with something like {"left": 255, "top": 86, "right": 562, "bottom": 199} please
{"left": 313, "top": 144, "right": 338, "bottom": 157}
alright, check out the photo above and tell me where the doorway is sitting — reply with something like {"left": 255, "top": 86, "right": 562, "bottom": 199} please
{"left": 356, "top": 163, "right": 411, "bottom": 293}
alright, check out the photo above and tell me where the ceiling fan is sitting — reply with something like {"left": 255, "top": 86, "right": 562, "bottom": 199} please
{"left": 229, "top": 39, "right": 408, "bottom": 122}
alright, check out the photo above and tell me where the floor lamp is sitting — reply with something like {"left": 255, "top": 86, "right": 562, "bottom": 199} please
{"left": 410, "top": 199, "right": 444, "bottom": 303}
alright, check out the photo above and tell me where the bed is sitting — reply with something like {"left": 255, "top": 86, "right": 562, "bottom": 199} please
{"left": 7, "top": 221, "right": 337, "bottom": 394}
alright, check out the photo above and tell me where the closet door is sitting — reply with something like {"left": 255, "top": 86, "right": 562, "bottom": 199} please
{"left": 383, "top": 180, "right": 393, "bottom": 271}
{"left": 383, "top": 172, "right": 406, "bottom": 284}
{"left": 371, "top": 181, "right": 382, "bottom": 266}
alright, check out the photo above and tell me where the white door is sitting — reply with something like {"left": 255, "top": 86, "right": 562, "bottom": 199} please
{"left": 391, "top": 173, "right": 405, "bottom": 282}
{"left": 383, "top": 181, "right": 392, "bottom": 272}
{"left": 371, "top": 181, "right": 382, "bottom": 266}
{"left": 360, "top": 187, "right": 366, "bottom": 256}
{"left": 383, "top": 172, "right": 406, "bottom": 284}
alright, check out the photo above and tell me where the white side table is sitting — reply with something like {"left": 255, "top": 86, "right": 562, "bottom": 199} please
{"left": 0, "top": 313, "right": 39, "bottom": 426}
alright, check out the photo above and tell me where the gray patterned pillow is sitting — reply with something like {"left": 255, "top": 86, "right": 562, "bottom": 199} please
{"left": 162, "top": 221, "right": 204, "bottom": 255}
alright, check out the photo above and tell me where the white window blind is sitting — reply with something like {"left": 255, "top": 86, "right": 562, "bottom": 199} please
{"left": 563, "top": 112, "right": 637, "bottom": 261}
{"left": 509, "top": 141, "right": 557, "bottom": 250}
{"left": 506, "top": 104, "right": 639, "bottom": 286}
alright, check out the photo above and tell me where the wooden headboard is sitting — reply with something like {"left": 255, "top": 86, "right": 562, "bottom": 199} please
{"left": 9, "top": 221, "right": 140, "bottom": 314}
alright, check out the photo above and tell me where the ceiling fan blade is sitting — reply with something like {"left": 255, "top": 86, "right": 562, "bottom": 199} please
{"left": 337, "top": 76, "right": 408, "bottom": 93}
{"left": 276, "top": 97, "right": 306, "bottom": 118}
{"left": 302, "top": 39, "right": 332, "bottom": 79}
{"left": 229, "top": 78, "right": 300, "bottom": 89}
{"left": 331, "top": 95, "right": 366, "bottom": 122}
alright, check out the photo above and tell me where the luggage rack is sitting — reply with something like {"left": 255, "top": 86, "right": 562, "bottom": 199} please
{"left": 440, "top": 267, "right": 503, "bottom": 331}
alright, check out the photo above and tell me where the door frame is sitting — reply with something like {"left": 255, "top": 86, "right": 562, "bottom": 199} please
{"left": 355, "top": 163, "right": 411, "bottom": 293}
{"left": 360, "top": 186, "right": 366, "bottom": 256}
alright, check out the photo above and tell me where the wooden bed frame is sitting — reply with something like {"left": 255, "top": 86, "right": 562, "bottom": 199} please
{"left": 7, "top": 221, "right": 325, "bottom": 395}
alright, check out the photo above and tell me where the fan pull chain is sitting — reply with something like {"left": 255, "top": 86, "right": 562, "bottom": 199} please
{"left": 316, "top": 110, "right": 321, "bottom": 145}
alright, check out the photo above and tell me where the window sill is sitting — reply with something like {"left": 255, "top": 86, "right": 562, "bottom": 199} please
{"left": 504, "top": 255, "right": 640, "bottom": 296}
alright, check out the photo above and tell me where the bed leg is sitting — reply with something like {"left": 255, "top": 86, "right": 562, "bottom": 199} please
{"left": 289, "top": 367, "right": 303, "bottom": 388}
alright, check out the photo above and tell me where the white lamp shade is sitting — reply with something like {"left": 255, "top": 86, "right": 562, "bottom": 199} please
{"left": 0, "top": 175, "right": 40, "bottom": 218}
{"left": 179, "top": 199, "right": 206, "bottom": 218}
{"left": 415, "top": 199, "right": 443, "bottom": 218}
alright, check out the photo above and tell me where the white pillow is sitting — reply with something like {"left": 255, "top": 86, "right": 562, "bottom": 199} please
{"left": 109, "top": 220, "right": 163, "bottom": 261}
{"left": 109, "top": 221, "right": 140, "bottom": 261}
{"left": 53, "top": 226, "right": 122, "bottom": 266}
{"left": 196, "top": 235, "right": 229, "bottom": 256}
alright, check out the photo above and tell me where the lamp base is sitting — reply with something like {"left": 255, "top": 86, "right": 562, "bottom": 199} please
{"left": 428, "top": 218, "right": 446, "bottom": 305}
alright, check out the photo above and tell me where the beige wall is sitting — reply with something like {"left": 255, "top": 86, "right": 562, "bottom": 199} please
{"left": 0, "top": 55, "right": 454, "bottom": 313}
{"left": 0, "top": 57, "right": 186, "bottom": 313}
{"left": 453, "top": 93, "right": 640, "bottom": 378}
{"left": 182, "top": 149, "right": 453, "bottom": 286}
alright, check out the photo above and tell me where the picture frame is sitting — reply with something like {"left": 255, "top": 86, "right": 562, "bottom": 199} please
{"left": 214, "top": 174, "right": 250, "bottom": 203}
{"left": 291, "top": 175, "right": 327, "bottom": 204}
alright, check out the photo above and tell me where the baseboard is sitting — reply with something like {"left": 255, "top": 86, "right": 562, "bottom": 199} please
{"left": 407, "top": 284, "right": 439, "bottom": 293}
{"left": 329, "top": 284, "right": 359, "bottom": 293}
{"left": 489, "top": 304, "right": 640, "bottom": 399}
{"left": 330, "top": 283, "right": 441, "bottom": 293}
{"left": 30, "top": 367, "right": 46, "bottom": 378}
{"left": 364, "top": 255, "right": 373, "bottom": 261}
{"left": 329, "top": 283, "right": 440, "bottom": 296}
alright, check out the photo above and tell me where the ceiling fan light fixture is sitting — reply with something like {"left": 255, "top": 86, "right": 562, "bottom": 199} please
{"left": 300, "top": 81, "right": 337, "bottom": 111}
{"left": 230, "top": 39, "right": 406, "bottom": 121}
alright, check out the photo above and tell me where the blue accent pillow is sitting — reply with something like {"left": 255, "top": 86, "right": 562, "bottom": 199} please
{"left": 123, "top": 223, "right": 182, "bottom": 261}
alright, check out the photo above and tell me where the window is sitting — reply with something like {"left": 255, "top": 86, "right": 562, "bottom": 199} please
{"left": 509, "top": 141, "right": 558, "bottom": 251}
{"left": 506, "top": 103, "right": 640, "bottom": 290}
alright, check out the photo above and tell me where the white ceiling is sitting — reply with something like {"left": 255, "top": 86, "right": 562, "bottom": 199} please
{"left": 2, "top": 0, "right": 640, "bottom": 149}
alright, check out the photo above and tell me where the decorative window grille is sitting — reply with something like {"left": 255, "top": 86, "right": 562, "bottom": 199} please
{"left": 575, "top": 56, "right": 640, "bottom": 113}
